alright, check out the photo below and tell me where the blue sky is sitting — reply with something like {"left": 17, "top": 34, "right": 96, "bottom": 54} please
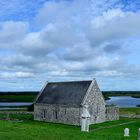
{"left": 0, "top": 0, "right": 140, "bottom": 91}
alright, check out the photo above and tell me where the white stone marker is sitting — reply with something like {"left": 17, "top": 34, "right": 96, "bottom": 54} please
{"left": 81, "top": 105, "right": 90, "bottom": 132}
{"left": 138, "top": 128, "right": 140, "bottom": 140}
{"left": 124, "top": 128, "right": 129, "bottom": 137}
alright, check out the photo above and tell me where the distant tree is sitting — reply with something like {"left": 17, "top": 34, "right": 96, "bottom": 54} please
{"left": 27, "top": 104, "right": 34, "bottom": 111}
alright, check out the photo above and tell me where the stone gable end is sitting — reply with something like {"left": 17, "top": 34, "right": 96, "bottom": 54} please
{"left": 81, "top": 80, "right": 106, "bottom": 124}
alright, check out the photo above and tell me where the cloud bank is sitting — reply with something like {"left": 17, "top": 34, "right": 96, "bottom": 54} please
{"left": 0, "top": 0, "right": 140, "bottom": 91}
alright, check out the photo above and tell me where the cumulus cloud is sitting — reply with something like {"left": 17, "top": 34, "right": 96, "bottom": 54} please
{"left": 0, "top": 21, "right": 28, "bottom": 50}
{"left": 87, "top": 9, "right": 140, "bottom": 46}
{"left": 1, "top": 0, "right": 140, "bottom": 90}
{"left": 0, "top": 71, "right": 34, "bottom": 79}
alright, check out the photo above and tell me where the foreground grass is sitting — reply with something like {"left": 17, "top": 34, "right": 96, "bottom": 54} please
{"left": 0, "top": 114, "right": 139, "bottom": 140}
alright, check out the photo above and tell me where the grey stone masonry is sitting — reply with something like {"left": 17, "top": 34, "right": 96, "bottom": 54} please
{"left": 34, "top": 104, "right": 81, "bottom": 125}
{"left": 106, "top": 105, "right": 119, "bottom": 121}
{"left": 81, "top": 80, "right": 106, "bottom": 124}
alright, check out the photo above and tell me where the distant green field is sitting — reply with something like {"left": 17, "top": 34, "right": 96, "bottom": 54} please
{"left": 0, "top": 94, "right": 36, "bottom": 102}
{"left": 120, "top": 107, "right": 140, "bottom": 115}
{"left": 0, "top": 91, "right": 140, "bottom": 102}
{"left": 0, "top": 114, "right": 139, "bottom": 140}
{"left": 103, "top": 91, "right": 140, "bottom": 100}
{"left": 0, "top": 92, "right": 38, "bottom": 102}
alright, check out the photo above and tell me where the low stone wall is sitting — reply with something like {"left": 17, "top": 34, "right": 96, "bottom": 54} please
{"left": 106, "top": 105, "right": 119, "bottom": 121}
{"left": 0, "top": 111, "right": 34, "bottom": 121}
{"left": 0, "top": 111, "right": 34, "bottom": 115}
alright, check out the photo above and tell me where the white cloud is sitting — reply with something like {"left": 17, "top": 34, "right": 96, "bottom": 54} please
{"left": 94, "top": 70, "right": 124, "bottom": 77}
{"left": 1, "top": 0, "right": 140, "bottom": 90}
{"left": 0, "top": 21, "right": 28, "bottom": 51}
{"left": 87, "top": 9, "right": 140, "bottom": 46}
{"left": 0, "top": 71, "right": 34, "bottom": 79}
{"left": 1, "top": 6, "right": 140, "bottom": 77}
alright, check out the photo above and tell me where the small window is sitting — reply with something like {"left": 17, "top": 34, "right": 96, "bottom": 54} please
{"left": 97, "top": 104, "right": 99, "bottom": 114}
{"left": 55, "top": 110, "right": 57, "bottom": 119}
{"left": 42, "top": 109, "right": 46, "bottom": 119}
{"left": 64, "top": 108, "right": 66, "bottom": 114}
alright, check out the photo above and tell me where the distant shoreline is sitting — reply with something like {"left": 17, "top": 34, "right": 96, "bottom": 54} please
{"left": 0, "top": 91, "right": 139, "bottom": 103}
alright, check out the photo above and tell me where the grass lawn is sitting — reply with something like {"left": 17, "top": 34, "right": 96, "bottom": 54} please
{"left": 0, "top": 114, "right": 139, "bottom": 140}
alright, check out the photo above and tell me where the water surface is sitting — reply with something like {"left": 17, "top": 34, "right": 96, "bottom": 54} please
{"left": 0, "top": 102, "right": 32, "bottom": 107}
{"left": 106, "top": 96, "right": 140, "bottom": 107}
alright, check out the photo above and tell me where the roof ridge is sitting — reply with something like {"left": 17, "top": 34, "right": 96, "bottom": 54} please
{"left": 48, "top": 80, "right": 92, "bottom": 84}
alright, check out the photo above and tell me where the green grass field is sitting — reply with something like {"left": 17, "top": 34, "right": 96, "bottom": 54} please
{"left": 0, "top": 114, "right": 139, "bottom": 140}
{"left": 0, "top": 92, "right": 38, "bottom": 102}
{"left": 120, "top": 108, "right": 140, "bottom": 115}
{"left": 0, "top": 94, "right": 36, "bottom": 102}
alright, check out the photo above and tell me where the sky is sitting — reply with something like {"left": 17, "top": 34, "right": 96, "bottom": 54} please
{"left": 0, "top": 0, "right": 140, "bottom": 91}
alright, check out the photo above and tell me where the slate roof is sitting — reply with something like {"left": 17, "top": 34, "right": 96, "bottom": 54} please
{"left": 36, "top": 80, "right": 92, "bottom": 106}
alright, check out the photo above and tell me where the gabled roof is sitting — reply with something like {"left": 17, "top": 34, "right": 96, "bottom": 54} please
{"left": 35, "top": 80, "right": 92, "bottom": 106}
